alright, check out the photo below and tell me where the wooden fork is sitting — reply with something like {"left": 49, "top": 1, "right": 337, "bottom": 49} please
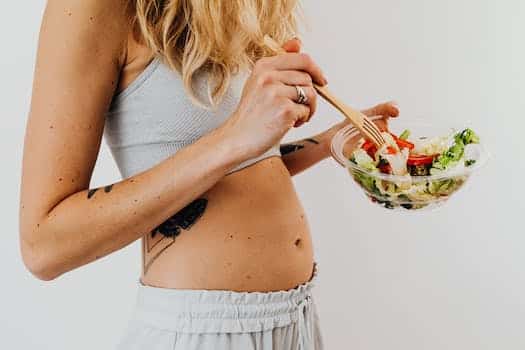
{"left": 263, "top": 35, "right": 386, "bottom": 147}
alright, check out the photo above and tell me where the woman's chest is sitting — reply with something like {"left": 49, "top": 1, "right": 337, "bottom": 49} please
{"left": 104, "top": 58, "right": 247, "bottom": 146}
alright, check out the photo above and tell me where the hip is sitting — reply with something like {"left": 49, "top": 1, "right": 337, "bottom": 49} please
{"left": 117, "top": 263, "right": 323, "bottom": 350}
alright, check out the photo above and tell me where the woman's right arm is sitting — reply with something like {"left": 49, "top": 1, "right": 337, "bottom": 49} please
{"left": 19, "top": 0, "right": 245, "bottom": 281}
{"left": 19, "top": 0, "right": 326, "bottom": 281}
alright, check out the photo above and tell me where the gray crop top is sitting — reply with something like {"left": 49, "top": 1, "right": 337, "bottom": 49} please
{"left": 103, "top": 56, "right": 281, "bottom": 179}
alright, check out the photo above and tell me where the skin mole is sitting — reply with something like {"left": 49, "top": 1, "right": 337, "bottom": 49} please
{"left": 294, "top": 238, "right": 302, "bottom": 247}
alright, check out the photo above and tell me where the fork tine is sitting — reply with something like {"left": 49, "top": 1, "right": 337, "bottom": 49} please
{"left": 366, "top": 119, "right": 385, "bottom": 143}
{"left": 369, "top": 128, "right": 385, "bottom": 146}
{"left": 363, "top": 121, "right": 385, "bottom": 145}
{"left": 362, "top": 125, "right": 383, "bottom": 146}
{"left": 363, "top": 117, "right": 384, "bottom": 138}
{"left": 363, "top": 122, "right": 382, "bottom": 140}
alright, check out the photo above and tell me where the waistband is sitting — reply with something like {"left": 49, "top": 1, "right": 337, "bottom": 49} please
{"left": 130, "top": 263, "right": 319, "bottom": 334}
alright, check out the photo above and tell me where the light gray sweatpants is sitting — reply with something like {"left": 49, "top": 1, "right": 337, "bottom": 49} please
{"left": 116, "top": 266, "right": 323, "bottom": 350}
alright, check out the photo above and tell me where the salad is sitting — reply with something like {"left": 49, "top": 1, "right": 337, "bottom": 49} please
{"left": 349, "top": 128, "right": 481, "bottom": 210}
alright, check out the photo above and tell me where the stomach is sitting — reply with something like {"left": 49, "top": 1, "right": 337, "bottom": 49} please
{"left": 140, "top": 156, "right": 314, "bottom": 292}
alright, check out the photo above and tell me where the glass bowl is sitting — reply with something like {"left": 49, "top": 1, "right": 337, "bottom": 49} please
{"left": 330, "top": 118, "right": 488, "bottom": 211}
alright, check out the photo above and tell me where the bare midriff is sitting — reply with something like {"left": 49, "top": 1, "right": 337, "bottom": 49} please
{"left": 119, "top": 43, "right": 314, "bottom": 292}
{"left": 140, "top": 157, "right": 315, "bottom": 292}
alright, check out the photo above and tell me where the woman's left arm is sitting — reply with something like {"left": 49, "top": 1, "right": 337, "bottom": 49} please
{"left": 281, "top": 102, "right": 399, "bottom": 176}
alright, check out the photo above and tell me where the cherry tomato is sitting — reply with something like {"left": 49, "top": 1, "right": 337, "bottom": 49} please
{"left": 361, "top": 140, "right": 378, "bottom": 159}
{"left": 378, "top": 163, "right": 392, "bottom": 174}
{"left": 407, "top": 154, "right": 435, "bottom": 166}
{"left": 389, "top": 132, "right": 415, "bottom": 150}
{"left": 386, "top": 146, "right": 397, "bottom": 154}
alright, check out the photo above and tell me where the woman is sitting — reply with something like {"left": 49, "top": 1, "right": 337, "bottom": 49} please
{"left": 19, "top": 0, "right": 398, "bottom": 349}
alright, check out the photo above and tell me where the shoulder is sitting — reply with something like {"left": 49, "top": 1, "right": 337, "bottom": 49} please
{"left": 41, "top": 0, "right": 131, "bottom": 64}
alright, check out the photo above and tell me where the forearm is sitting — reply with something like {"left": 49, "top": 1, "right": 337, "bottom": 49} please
{"left": 21, "top": 127, "right": 241, "bottom": 280}
{"left": 281, "top": 121, "right": 346, "bottom": 176}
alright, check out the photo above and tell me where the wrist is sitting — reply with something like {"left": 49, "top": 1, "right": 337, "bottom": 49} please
{"left": 211, "top": 124, "right": 250, "bottom": 168}
{"left": 318, "top": 120, "right": 348, "bottom": 157}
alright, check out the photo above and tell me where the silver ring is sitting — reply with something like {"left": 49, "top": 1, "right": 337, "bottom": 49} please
{"left": 295, "top": 85, "right": 309, "bottom": 105}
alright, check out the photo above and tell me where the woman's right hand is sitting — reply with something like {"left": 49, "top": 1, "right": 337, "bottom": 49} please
{"left": 221, "top": 40, "right": 328, "bottom": 161}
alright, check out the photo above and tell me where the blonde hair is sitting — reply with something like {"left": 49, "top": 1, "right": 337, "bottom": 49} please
{"left": 129, "top": 0, "right": 299, "bottom": 107}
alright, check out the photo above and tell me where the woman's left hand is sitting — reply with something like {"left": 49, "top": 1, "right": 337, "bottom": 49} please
{"left": 320, "top": 101, "right": 400, "bottom": 149}
{"left": 360, "top": 101, "right": 400, "bottom": 131}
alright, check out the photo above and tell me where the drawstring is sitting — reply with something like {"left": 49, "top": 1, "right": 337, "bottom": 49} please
{"left": 296, "top": 295, "right": 312, "bottom": 350}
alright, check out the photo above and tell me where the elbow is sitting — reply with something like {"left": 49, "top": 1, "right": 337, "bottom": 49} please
{"left": 20, "top": 235, "right": 63, "bottom": 281}
{"left": 28, "top": 266, "right": 61, "bottom": 282}
{"left": 22, "top": 249, "right": 62, "bottom": 281}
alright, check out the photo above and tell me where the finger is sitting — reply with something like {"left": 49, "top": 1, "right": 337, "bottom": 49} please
{"left": 278, "top": 84, "right": 317, "bottom": 119}
{"left": 286, "top": 100, "right": 310, "bottom": 126}
{"left": 362, "top": 101, "right": 400, "bottom": 118}
{"left": 275, "top": 70, "right": 312, "bottom": 86}
{"left": 294, "top": 120, "right": 305, "bottom": 128}
{"left": 304, "top": 86, "right": 317, "bottom": 121}
{"left": 264, "top": 52, "right": 327, "bottom": 86}
{"left": 374, "top": 118, "right": 389, "bottom": 132}
{"left": 282, "top": 38, "right": 301, "bottom": 53}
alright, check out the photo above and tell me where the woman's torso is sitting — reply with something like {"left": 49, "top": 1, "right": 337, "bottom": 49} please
{"left": 105, "top": 42, "right": 314, "bottom": 292}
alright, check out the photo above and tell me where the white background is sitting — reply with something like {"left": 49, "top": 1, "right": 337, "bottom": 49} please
{"left": 1, "top": 1, "right": 524, "bottom": 349}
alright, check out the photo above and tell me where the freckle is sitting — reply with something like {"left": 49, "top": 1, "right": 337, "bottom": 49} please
{"left": 134, "top": 199, "right": 138, "bottom": 203}
{"left": 130, "top": 179, "right": 135, "bottom": 183}
{"left": 71, "top": 179, "right": 75, "bottom": 183}
{"left": 229, "top": 234, "right": 233, "bottom": 239}
{"left": 58, "top": 177, "right": 63, "bottom": 182}
{"left": 89, "top": 16, "right": 94, "bottom": 21}
{"left": 36, "top": 223, "right": 40, "bottom": 227}
{"left": 68, "top": 12, "right": 72, "bottom": 16}
{"left": 133, "top": 211, "right": 137, "bottom": 215}
{"left": 157, "top": 196, "right": 161, "bottom": 200}
{"left": 98, "top": 206, "right": 102, "bottom": 209}
{"left": 300, "top": 214, "right": 304, "bottom": 219}
{"left": 246, "top": 275, "right": 252, "bottom": 280}
{"left": 247, "top": 236, "right": 252, "bottom": 240}
{"left": 49, "top": 125, "right": 54, "bottom": 129}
